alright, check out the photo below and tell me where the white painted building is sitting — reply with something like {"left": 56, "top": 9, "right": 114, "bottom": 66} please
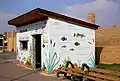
{"left": 0, "top": 34, "right": 4, "bottom": 52}
{"left": 8, "top": 8, "right": 99, "bottom": 73}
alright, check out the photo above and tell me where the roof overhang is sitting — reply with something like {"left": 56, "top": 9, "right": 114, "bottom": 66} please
{"left": 8, "top": 8, "right": 100, "bottom": 30}
{"left": 8, "top": 9, "right": 48, "bottom": 27}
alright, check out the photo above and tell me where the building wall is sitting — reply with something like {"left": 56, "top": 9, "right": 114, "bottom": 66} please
{"left": 16, "top": 18, "right": 96, "bottom": 73}
{"left": 96, "top": 46, "right": 120, "bottom": 64}
{"left": 5, "top": 31, "right": 17, "bottom": 52}
{"left": 42, "top": 18, "right": 95, "bottom": 73}
{"left": 96, "top": 27, "right": 120, "bottom": 64}
{"left": 0, "top": 36, "right": 4, "bottom": 52}
{"left": 16, "top": 21, "right": 47, "bottom": 68}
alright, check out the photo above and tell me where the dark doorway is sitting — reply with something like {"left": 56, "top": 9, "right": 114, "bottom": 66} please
{"left": 95, "top": 47, "right": 103, "bottom": 65}
{"left": 33, "top": 34, "right": 41, "bottom": 68}
{"left": 0, "top": 39, "right": 3, "bottom": 46}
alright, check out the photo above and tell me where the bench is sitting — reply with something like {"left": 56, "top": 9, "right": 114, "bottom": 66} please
{"left": 56, "top": 62, "right": 120, "bottom": 81}
{"left": 57, "top": 67, "right": 120, "bottom": 81}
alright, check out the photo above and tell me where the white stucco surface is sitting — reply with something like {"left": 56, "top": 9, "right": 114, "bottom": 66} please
{"left": 16, "top": 17, "right": 96, "bottom": 70}
{"left": 47, "top": 18, "right": 95, "bottom": 68}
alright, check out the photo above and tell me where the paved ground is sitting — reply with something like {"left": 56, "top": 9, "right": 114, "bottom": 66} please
{"left": 0, "top": 52, "right": 67, "bottom": 81}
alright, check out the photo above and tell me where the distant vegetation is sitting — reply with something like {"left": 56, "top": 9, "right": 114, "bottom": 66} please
{"left": 97, "top": 64, "right": 120, "bottom": 72}
{"left": 112, "top": 25, "right": 116, "bottom": 28}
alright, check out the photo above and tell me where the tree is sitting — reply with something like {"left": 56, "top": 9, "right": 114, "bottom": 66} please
{"left": 112, "top": 25, "right": 116, "bottom": 28}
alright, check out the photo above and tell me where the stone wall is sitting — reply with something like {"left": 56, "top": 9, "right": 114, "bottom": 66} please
{"left": 95, "top": 27, "right": 120, "bottom": 64}
{"left": 4, "top": 31, "right": 17, "bottom": 52}
{"left": 95, "top": 46, "right": 120, "bottom": 64}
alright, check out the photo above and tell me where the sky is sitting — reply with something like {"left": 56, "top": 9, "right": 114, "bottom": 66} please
{"left": 0, "top": 0, "right": 120, "bottom": 33}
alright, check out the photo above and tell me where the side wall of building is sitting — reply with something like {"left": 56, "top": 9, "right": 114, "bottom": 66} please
{"left": 5, "top": 32, "right": 17, "bottom": 52}
{"left": 16, "top": 21, "right": 48, "bottom": 68}
{"left": 0, "top": 35, "right": 4, "bottom": 52}
{"left": 42, "top": 18, "right": 95, "bottom": 72}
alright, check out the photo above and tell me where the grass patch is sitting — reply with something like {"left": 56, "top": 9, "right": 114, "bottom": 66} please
{"left": 97, "top": 64, "right": 120, "bottom": 72}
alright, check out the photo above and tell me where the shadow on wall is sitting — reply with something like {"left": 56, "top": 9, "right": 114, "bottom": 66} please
{"left": 95, "top": 47, "right": 103, "bottom": 65}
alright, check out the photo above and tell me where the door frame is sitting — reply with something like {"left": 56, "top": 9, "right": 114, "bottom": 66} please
{"left": 32, "top": 34, "right": 42, "bottom": 69}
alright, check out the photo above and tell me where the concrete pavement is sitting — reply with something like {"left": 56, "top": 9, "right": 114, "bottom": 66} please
{"left": 0, "top": 52, "right": 65, "bottom": 81}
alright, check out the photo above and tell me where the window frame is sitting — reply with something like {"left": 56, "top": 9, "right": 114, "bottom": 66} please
{"left": 19, "top": 40, "right": 28, "bottom": 51}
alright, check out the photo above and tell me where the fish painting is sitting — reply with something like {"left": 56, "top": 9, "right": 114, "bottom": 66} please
{"left": 61, "top": 37, "right": 67, "bottom": 41}
{"left": 74, "top": 33, "right": 85, "bottom": 38}
{"left": 61, "top": 45, "right": 67, "bottom": 48}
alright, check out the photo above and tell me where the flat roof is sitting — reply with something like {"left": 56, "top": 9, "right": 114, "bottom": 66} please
{"left": 8, "top": 8, "right": 99, "bottom": 30}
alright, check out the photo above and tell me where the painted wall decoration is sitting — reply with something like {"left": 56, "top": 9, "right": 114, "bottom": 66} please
{"left": 88, "top": 42, "right": 92, "bottom": 45}
{"left": 44, "top": 40, "right": 60, "bottom": 74}
{"left": 74, "top": 42, "right": 80, "bottom": 46}
{"left": 74, "top": 33, "right": 86, "bottom": 38}
{"left": 77, "top": 52, "right": 95, "bottom": 67}
{"left": 43, "top": 39, "right": 48, "bottom": 43}
{"left": 61, "top": 56, "right": 72, "bottom": 67}
{"left": 42, "top": 44, "right": 45, "bottom": 48}
{"left": 93, "top": 39, "right": 94, "bottom": 43}
{"left": 16, "top": 17, "right": 95, "bottom": 74}
{"left": 16, "top": 51, "right": 32, "bottom": 68}
{"left": 61, "top": 45, "right": 67, "bottom": 48}
{"left": 70, "top": 48, "right": 74, "bottom": 51}
{"left": 61, "top": 37, "right": 67, "bottom": 41}
{"left": 78, "top": 60, "right": 82, "bottom": 68}
{"left": 86, "top": 52, "right": 95, "bottom": 67}
{"left": 16, "top": 21, "right": 47, "bottom": 69}
{"left": 48, "top": 18, "right": 95, "bottom": 70}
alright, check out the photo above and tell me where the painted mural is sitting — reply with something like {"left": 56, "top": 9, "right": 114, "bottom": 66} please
{"left": 16, "top": 21, "right": 47, "bottom": 69}
{"left": 43, "top": 39, "right": 60, "bottom": 74}
{"left": 16, "top": 17, "right": 95, "bottom": 74}
{"left": 48, "top": 18, "right": 95, "bottom": 70}
{"left": 40, "top": 18, "right": 95, "bottom": 74}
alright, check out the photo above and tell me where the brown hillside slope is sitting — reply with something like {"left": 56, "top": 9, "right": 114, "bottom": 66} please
{"left": 96, "top": 27, "right": 120, "bottom": 64}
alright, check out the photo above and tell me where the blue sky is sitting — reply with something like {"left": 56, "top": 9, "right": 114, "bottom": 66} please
{"left": 0, "top": 0, "right": 120, "bottom": 33}
{"left": 0, "top": 0, "right": 95, "bottom": 13}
